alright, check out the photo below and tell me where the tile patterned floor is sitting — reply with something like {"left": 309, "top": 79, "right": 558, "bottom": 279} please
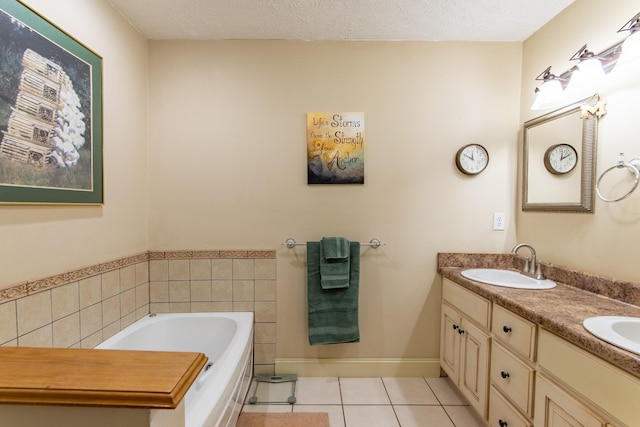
{"left": 241, "top": 377, "right": 486, "bottom": 427}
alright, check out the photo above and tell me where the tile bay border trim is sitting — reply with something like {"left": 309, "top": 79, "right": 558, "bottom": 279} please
{"left": 0, "top": 249, "right": 276, "bottom": 304}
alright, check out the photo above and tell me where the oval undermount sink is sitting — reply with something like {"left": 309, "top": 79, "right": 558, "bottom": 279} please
{"left": 461, "top": 268, "right": 556, "bottom": 289}
{"left": 583, "top": 316, "right": 640, "bottom": 356}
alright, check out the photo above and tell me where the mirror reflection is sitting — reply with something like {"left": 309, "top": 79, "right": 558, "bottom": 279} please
{"left": 522, "top": 96, "right": 600, "bottom": 212}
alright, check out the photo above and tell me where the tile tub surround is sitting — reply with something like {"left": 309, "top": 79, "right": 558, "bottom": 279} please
{"left": 0, "top": 249, "right": 277, "bottom": 374}
{"left": 438, "top": 252, "right": 640, "bottom": 378}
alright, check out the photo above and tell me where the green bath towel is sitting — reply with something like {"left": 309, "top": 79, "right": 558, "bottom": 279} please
{"left": 320, "top": 237, "right": 351, "bottom": 289}
{"left": 307, "top": 241, "right": 360, "bottom": 346}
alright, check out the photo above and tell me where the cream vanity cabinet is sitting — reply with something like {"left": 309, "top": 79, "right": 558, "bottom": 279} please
{"left": 441, "top": 276, "right": 639, "bottom": 427}
{"left": 440, "top": 278, "right": 491, "bottom": 418}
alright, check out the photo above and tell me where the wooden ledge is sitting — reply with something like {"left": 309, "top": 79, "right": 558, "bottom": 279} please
{"left": 0, "top": 347, "right": 207, "bottom": 409}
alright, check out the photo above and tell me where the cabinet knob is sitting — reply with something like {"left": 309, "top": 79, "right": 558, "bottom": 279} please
{"left": 457, "top": 328, "right": 465, "bottom": 335}
{"left": 500, "top": 371, "right": 510, "bottom": 379}
{"left": 502, "top": 326, "right": 512, "bottom": 333}
{"left": 452, "top": 324, "right": 459, "bottom": 330}
{"left": 499, "top": 420, "right": 508, "bottom": 427}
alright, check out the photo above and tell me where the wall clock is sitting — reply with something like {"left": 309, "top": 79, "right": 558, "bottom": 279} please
{"left": 455, "top": 144, "right": 489, "bottom": 175}
{"left": 544, "top": 143, "right": 578, "bottom": 175}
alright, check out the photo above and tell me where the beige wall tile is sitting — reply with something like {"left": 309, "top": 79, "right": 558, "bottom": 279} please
{"left": 80, "top": 303, "right": 102, "bottom": 339}
{"left": 233, "top": 301, "right": 254, "bottom": 312}
{"left": 254, "top": 343, "right": 276, "bottom": 364}
{"left": 150, "top": 281, "right": 169, "bottom": 302}
{"left": 254, "top": 322, "right": 276, "bottom": 344}
{"left": 120, "top": 288, "right": 136, "bottom": 316}
{"left": 0, "top": 301, "right": 17, "bottom": 344}
{"left": 233, "top": 280, "right": 255, "bottom": 301}
{"left": 81, "top": 330, "right": 103, "bottom": 349}
{"left": 51, "top": 282, "right": 79, "bottom": 321}
{"left": 79, "top": 275, "right": 102, "bottom": 309}
{"left": 253, "top": 364, "right": 275, "bottom": 376}
{"left": 169, "top": 302, "right": 190, "bottom": 313}
{"left": 120, "top": 265, "right": 136, "bottom": 291}
{"left": 136, "top": 282, "right": 150, "bottom": 308}
{"left": 121, "top": 311, "right": 136, "bottom": 330}
{"left": 233, "top": 259, "right": 254, "bottom": 280}
{"left": 18, "top": 324, "right": 53, "bottom": 347}
{"left": 191, "top": 280, "right": 212, "bottom": 301}
{"left": 2, "top": 340, "right": 18, "bottom": 347}
{"left": 136, "top": 305, "right": 150, "bottom": 320}
{"left": 190, "top": 259, "right": 212, "bottom": 280}
{"left": 102, "top": 319, "right": 121, "bottom": 341}
{"left": 169, "top": 280, "right": 190, "bottom": 302}
{"left": 191, "top": 301, "right": 213, "bottom": 312}
{"left": 149, "top": 260, "right": 168, "bottom": 281}
{"left": 212, "top": 302, "right": 233, "bottom": 312}
{"left": 254, "top": 301, "right": 276, "bottom": 322}
{"left": 150, "top": 302, "right": 170, "bottom": 313}
{"left": 102, "top": 295, "right": 121, "bottom": 327}
{"left": 255, "top": 280, "right": 276, "bottom": 301}
{"left": 136, "top": 261, "right": 149, "bottom": 285}
{"left": 212, "top": 280, "right": 232, "bottom": 301}
{"left": 168, "top": 259, "right": 190, "bottom": 280}
{"left": 53, "top": 313, "right": 80, "bottom": 348}
{"left": 212, "top": 259, "right": 233, "bottom": 280}
{"left": 255, "top": 259, "right": 276, "bottom": 280}
{"left": 17, "top": 291, "right": 52, "bottom": 336}
{"left": 102, "top": 270, "right": 121, "bottom": 299}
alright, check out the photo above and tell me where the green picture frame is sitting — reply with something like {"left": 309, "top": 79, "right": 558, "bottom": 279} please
{"left": 0, "top": 0, "right": 103, "bottom": 204}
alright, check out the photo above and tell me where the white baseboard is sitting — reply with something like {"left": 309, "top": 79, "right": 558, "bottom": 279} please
{"left": 274, "top": 358, "right": 441, "bottom": 377}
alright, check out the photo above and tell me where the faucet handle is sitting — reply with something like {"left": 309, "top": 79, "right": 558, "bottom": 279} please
{"left": 535, "top": 262, "right": 544, "bottom": 280}
{"left": 523, "top": 259, "right": 529, "bottom": 273}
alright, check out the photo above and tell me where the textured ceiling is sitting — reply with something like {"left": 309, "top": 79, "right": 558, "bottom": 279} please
{"left": 105, "top": 0, "right": 576, "bottom": 41}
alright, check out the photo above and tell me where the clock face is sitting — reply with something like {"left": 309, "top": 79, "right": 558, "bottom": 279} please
{"left": 544, "top": 144, "right": 578, "bottom": 175}
{"left": 456, "top": 144, "right": 489, "bottom": 175}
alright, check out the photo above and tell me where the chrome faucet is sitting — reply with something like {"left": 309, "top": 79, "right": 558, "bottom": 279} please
{"left": 511, "top": 243, "right": 544, "bottom": 280}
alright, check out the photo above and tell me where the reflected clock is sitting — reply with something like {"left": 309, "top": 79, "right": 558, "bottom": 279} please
{"left": 544, "top": 144, "right": 578, "bottom": 175}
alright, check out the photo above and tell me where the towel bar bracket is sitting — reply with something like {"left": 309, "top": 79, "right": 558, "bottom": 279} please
{"left": 283, "top": 237, "right": 384, "bottom": 249}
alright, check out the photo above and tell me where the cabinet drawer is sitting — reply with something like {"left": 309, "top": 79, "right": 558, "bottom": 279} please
{"left": 490, "top": 342, "right": 534, "bottom": 417}
{"left": 489, "top": 386, "right": 532, "bottom": 427}
{"left": 492, "top": 304, "right": 536, "bottom": 361}
{"left": 442, "top": 278, "right": 491, "bottom": 329}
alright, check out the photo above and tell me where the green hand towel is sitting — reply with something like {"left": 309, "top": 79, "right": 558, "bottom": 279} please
{"left": 320, "top": 237, "right": 350, "bottom": 289}
{"left": 307, "top": 241, "right": 360, "bottom": 346}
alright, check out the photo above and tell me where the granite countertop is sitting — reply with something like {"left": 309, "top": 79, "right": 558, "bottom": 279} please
{"left": 438, "top": 254, "right": 640, "bottom": 379}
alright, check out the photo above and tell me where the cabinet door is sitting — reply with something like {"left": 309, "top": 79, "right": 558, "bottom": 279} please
{"left": 440, "top": 303, "right": 461, "bottom": 384}
{"left": 459, "top": 317, "right": 490, "bottom": 419}
{"left": 534, "top": 374, "right": 607, "bottom": 427}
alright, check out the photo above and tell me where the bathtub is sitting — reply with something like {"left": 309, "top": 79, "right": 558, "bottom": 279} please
{"left": 96, "top": 312, "right": 253, "bottom": 427}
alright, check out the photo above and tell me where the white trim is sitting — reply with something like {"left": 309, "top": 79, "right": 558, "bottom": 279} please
{"left": 275, "top": 358, "right": 441, "bottom": 377}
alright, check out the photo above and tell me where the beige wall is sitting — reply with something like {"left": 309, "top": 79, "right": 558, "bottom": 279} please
{"left": 147, "top": 41, "right": 522, "bottom": 362}
{"left": 0, "top": 0, "right": 149, "bottom": 289}
{"left": 518, "top": 0, "right": 640, "bottom": 282}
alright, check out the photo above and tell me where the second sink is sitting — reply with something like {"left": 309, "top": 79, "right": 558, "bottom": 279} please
{"left": 583, "top": 316, "right": 640, "bottom": 356}
{"left": 461, "top": 268, "right": 556, "bottom": 289}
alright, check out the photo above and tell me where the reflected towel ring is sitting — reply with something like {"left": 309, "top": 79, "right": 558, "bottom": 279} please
{"left": 596, "top": 153, "right": 640, "bottom": 203}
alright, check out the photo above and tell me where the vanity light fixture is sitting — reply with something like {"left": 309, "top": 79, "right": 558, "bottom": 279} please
{"left": 564, "top": 45, "right": 607, "bottom": 100}
{"left": 531, "top": 67, "right": 568, "bottom": 110}
{"left": 530, "top": 11, "right": 640, "bottom": 110}
{"left": 616, "top": 12, "right": 640, "bottom": 69}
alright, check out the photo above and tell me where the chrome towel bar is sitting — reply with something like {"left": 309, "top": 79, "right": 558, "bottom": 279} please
{"left": 283, "top": 237, "right": 384, "bottom": 249}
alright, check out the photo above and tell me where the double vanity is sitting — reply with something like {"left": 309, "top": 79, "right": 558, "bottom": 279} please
{"left": 438, "top": 251, "right": 640, "bottom": 427}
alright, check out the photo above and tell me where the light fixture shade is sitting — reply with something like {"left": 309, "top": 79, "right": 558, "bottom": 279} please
{"left": 565, "top": 58, "right": 606, "bottom": 101}
{"left": 531, "top": 79, "right": 567, "bottom": 110}
{"left": 618, "top": 30, "right": 640, "bottom": 67}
